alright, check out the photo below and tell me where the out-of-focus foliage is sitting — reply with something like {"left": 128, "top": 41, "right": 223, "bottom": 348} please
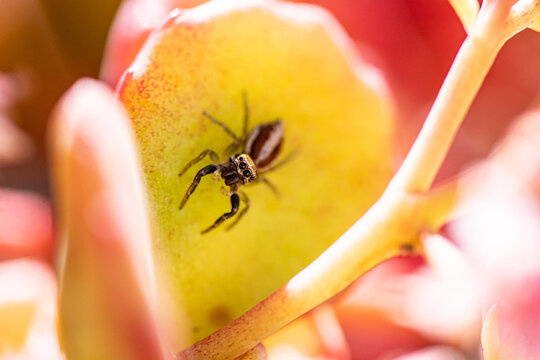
{"left": 50, "top": 79, "right": 170, "bottom": 360}
{"left": 0, "top": 0, "right": 121, "bottom": 193}
{"left": 0, "top": 189, "right": 53, "bottom": 261}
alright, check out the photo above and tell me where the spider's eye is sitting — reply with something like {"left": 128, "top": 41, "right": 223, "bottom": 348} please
{"left": 250, "top": 176, "right": 255, "bottom": 181}
{"left": 243, "top": 169, "right": 251, "bottom": 178}
{"left": 238, "top": 161, "right": 247, "bottom": 170}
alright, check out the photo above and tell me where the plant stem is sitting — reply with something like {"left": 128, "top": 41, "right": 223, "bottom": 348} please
{"left": 448, "top": 0, "right": 479, "bottom": 33}
{"left": 234, "top": 344, "right": 267, "bottom": 360}
{"left": 388, "top": 0, "right": 511, "bottom": 194}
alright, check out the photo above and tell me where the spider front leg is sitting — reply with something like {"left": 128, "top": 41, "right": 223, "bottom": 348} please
{"left": 223, "top": 92, "right": 251, "bottom": 155}
{"left": 241, "top": 92, "right": 249, "bottom": 139}
{"left": 203, "top": 110, "right": 241, "bottom": 156}
{"left": 178, "top": 149, "right": 219, "bottom": 177}
{"left": 265, "top": 149, "right": 298, "bottom": 173}
{"left": 179, "top": 164, "right": 218, "bottom": 210}
{"left": 230, "top": 92, "right": 250, "bottom": 150}
{"left": 202, "top": 111, "right": 240, "bottom": 144}
{"left": 201, "top": 193, "right": 240, "bottom": 234}
{"left": 226, "top": 191, "right": 250, "bottom": 231}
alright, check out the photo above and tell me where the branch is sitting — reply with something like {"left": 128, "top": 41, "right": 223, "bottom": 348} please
{"left": 387, "top": 0, "right": 512, "bottom": 193}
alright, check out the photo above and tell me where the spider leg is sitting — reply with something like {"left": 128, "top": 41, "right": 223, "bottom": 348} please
{"left": 178, "top": 149, "right": 219, "bottom": 177}
{"left": 201, "top": 193, "right": 240, "bottom": 234}
{"left": 226, "top": 191, "right": 250, "bottom": 231}
{"left": 224, "top": 92, "right": 251, "bottom": 155}
{"left": 179, "top": 164, "right": 218, "bottom": 210}
{"left": 223, "top": 141, "right": 242, "bottom": 157}
{"left": 265, "top": 149, "right": 298, "bottom": 173}
{"left": 241, "top": 92, "right": 249, "bottom": 139}
{"left": 259, "top": 177, "right": 280, "bottom": 198}
{"left": 202, "top": 111, "right": 240, "bottom": 143}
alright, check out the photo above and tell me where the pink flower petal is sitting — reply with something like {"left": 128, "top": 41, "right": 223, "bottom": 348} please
{"left": 0, "top": 188, "right": 53, "bottom": 261}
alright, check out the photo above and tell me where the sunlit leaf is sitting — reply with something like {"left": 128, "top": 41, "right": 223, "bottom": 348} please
{"left": 118, "top": 0, "right": 393, "bottom": 340}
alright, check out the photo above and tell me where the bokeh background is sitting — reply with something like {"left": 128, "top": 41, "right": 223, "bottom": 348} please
{"left": 1, "top": 0, "right": 540, "bottom": 359}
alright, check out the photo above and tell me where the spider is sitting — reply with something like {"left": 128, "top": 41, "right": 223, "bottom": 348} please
{"left": 178, "top": 94, "right": 285, "bottom": 234}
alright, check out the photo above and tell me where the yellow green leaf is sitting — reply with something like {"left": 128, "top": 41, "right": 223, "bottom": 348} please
{"left": 118, "top": 0, "right": 393, "bottom": 341}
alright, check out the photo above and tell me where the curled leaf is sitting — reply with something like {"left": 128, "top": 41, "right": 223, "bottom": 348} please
{"left": 50, "top": 78, "right": 168, "bottom": 360}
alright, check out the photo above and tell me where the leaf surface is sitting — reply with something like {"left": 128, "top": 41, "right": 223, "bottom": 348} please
{"left": 118, "top": 0, "right": 393, "bottom": 340}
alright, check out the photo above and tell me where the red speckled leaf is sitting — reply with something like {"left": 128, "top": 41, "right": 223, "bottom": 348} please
{"left": 118, "top": 0, "right": 393, "bottom": 341}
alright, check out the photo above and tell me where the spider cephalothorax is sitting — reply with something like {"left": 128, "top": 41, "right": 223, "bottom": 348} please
{"left": 222, "top": 153, "right": 258, "bottom": 186}
{"left": 178, "top": 94, "right": 285, "bottom": 234}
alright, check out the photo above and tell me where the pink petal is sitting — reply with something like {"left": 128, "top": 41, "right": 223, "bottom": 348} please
{"left": 0, "top": 188, "right": 53, "bottom": 261}
{"left": 451, "top": 106, "right": 540, "bottom": 358}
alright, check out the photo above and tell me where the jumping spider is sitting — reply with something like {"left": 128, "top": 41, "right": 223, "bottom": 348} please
{"left": 178, "top": 94, "right": 285, "bottom": 234}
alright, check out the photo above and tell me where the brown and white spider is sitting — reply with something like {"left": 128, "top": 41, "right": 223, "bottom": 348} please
{"left": 178, "top": 94, "right": 285, "bottom": 234}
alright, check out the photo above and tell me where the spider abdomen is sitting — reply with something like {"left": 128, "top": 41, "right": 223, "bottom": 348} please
{"left": 178, "top": 94, "right": 286, "bottom": 234}
{"left": 244, "top": 119, "right": 283, "bottom": 171}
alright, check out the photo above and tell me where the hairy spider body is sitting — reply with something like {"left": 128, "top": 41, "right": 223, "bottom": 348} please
{"left": 178, "top": 94, "right": 284, "bottom": 234}
{"left": 245, "top": 122, "right": 283, "bottom": 171}
{"left": 220, "top": 153, "right": 259, "bottom": 188}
